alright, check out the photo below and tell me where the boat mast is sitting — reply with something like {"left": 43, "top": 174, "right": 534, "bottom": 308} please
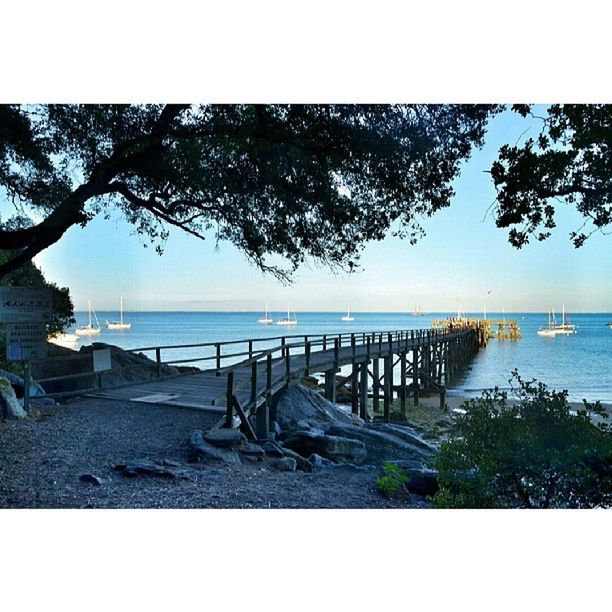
{"left": 88, "top": 300, "right": 92, "bottom": 328}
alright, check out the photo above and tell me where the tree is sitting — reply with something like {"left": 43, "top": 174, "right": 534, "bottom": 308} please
{"left": 0, "top": 218, "right": 75, "bottom": 336}
{"left": 490, "top": 104, "right": 612, "bottom": 247}
{"left": 433, "top": 372, "right": 612, "bottom": 509}
{"left": 0, "top": 104, "right": 498, "bottom": 280}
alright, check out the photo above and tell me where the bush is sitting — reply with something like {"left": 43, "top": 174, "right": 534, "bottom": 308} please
{"left": 433, "top": 372, "right": 612, "bottom": 508}
{"left": 376, "top": 462, "right": 409, "bottom": 498}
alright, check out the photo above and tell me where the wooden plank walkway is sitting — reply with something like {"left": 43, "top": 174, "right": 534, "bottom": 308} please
{"left": 88, "top": 327, "right": 483, "bottom": 422}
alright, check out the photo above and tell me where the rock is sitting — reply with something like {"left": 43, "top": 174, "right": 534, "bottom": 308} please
{"left": 113, "top": 459, "right": 183, "bottom": 478}
{"left": 297, "top": 419, "right": 312, "bottom": 430}
{"left": 280, "top": 447, "right": 313, "bottom": 472}
{"left": 187, "top": 430, "right": 241, "bottom": 464}
{"left": 240, "top": 442, "right": 266, "bottom": 456}
{"left": 242, "top": 455, "right": 262, "bottom": 463}
{"left": 284, "top": 431, "right": 367, "bottom": 464}
{"left": 308, "top": 454, "right": 336, "bottom": 470}
{"left": 261, "top": 440, "right": 285, "bottom": 457}
{"left": 274, "top": 382, "right": 363, "bottom": 433}
{"left": 404, "top": 469, "right": 439, "bottom": 497}
{"left": 205, "top": 427, "right": 246, "bottom": 448}
{"left": 272, "top": 457, "right": 297, "bottom": 472}
{"left": 0, "top": 378, "right": 27, "bottom": 419}
{"left": 326, "top": 423, "right": 435, "bottom": 464}
{"left": 273, "top": 422, "right": 283, "bottom": 437}
{"left": 79, "top": 473, "right": 103, "bottom": 486}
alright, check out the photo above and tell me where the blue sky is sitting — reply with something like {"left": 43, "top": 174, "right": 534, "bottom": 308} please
{"left": 28, "top": 107, "right": 612, "bottom": 313}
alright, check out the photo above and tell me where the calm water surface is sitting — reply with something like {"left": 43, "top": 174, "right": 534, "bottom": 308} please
{"left": 70, "top": 311, "right": 612, "bottom": 402}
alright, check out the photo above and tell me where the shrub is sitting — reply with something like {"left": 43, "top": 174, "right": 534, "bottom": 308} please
{"left": 433, "top": 372, "right": 612, "bottom": 508}
{"left": 376, "top": 461, "right": 409, "bottom": 498}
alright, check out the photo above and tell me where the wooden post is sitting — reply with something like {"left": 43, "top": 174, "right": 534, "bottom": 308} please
{"left": 251, "top": 360, "right": 257, "bottom": 404}
{"left": 359, "top": 361, "right": 368, "bottom": 421}
{"left": 334, "top": 338, "right": 339, "bottom": 371}
{"left": 248, "top": 340, "right": 253, "bottom": 361}
{"left": 400, "top": 351, "right": 407, "bottom": 416}
{"left": 323, "top": 335, "right": 327, "bottom": 351}
{"left": 412, "top": 346, "right": 419, "bottom": 406}
{"left": 324, "top": 369, "right": 336, "bottom": 402}
{"left": 372, "top": 358, "right": 380, "bottom": 413}
{"left": 156, "top": 347, "right": 161, "bottom": 378}
{"left": 257, "top": 356, "right": 271, "bottom": 440}
{"left": 383, "top": 355, "right": 392, "bottom": 422}
{"left": 305, "top": 341, "right": 311, "bottom": 376}
{"left": 281, "top": 337, "right": 286, "bottom": 357}
{"left": 216, "top": 343, "right": 221, "bottom": 375}
{"left": 225, "top": 371, "right": 234, "bottom": 427}
{"left": 285, "top": 346, "right": 291, "bottom": 383}
{"left": 351, "top": 361, "right": 359, "bottom": 415}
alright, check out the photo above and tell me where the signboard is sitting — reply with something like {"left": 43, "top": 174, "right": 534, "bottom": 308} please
{"left": 0, "top": 287, "right": 53, "bottom": 323}
{"left": 5, "top": 322, "right": 48, "bottom": 361}
{"left": 93, "top": 348, "right": 112, "bottom": 372}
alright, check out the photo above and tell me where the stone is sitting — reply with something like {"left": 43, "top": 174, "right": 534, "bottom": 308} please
{"left": 297, "top": 419, "right": 312, "bottom": 430}
{"left": 273, "top": 422, "right": 283, "bottom": 437}
{"left": 242, "top": 455, "right": 262, "bottom": 463}
{"left": 326, "top": 423, "right": 435, "bottom": 464}
{"left": 239, "top": 442, "right": 266, "bottom": 456}
{"left": 187, "top": 430, "right": 241, "bottom": 464}
{"left": 283, "top": 431, "right": 367, "bottom": 464}
{"left": 274, "top": 382, "right": 364, "bottom": 433}
{"left": 113, "top": 459, "right": 182, "bottom": 478}
{"left": 272, "top": 457, "right": 297, "bottom": 472}
{"left": 280, "top": 447, "right": 313, "bottom": 472}
{"left": 205, "top": 427, "right": 246, "bottom": 448}
{"left": 404, "top": 469, "right": 439, "bottom": 497}
{"left": 79, "top": 473, "right": 103, "bottom": 486}
{"left": 261, "top": 440, "right": 285, "bottom": 457}
{"left": 308, "top": 454, "right": 336, "bottom": 470}
{"left": 0, "top": 378, "right": 27, "bottom": 419}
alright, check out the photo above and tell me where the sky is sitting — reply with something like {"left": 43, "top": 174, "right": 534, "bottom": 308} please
{"left": 21, "top": 107, "right": 612, "bottom": 313}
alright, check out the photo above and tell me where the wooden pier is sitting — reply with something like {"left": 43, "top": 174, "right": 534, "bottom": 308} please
{"left": 65, "top": 324, "right": 486, "bottom": 442}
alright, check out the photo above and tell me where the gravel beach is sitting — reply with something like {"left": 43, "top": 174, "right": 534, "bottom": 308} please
{"left": 0, "top": 398, "right": 426, "bottom": 509}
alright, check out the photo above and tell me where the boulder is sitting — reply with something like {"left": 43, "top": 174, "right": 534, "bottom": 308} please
{"left": 239, "top": 442, "right": 266, "bottom": 456}
{"left": 0, "top": 378, "right": 27, "bottom": 419}
{"left": 308, "top": 454, "right": 336, "bottom": 470}
{"left": 274, "top": 382, "right": 363, "bottom": 432}
{"left": 283, "top": 430, "right": 367, "bottom": 464}
{"left": 205, "top": 427, "right": 246, "bottom": 448}
{"left": 404, "top": 468, "right": 439, "bottom": 497}
{"left": 113, "top": 459, "right": 186, "bottom": 478}
{"left": 326, "top": 423, "right": 435, "bottom": 464}
{"left": 187, "top": 430, "right": 241, "bottom": 464}
{"left": 280, "top": 447, "right": 313, "bottom": 472}
{"left": 271, "top": 457, "right": 297, "bottom": 472}
{"left": 79, "top": 473, "right": 103, "bottom": 486}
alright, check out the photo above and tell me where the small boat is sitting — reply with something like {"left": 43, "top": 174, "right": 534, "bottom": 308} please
{"left": 411, "top": 305, "right": 425, "bottom": 316}
{"left": 48, "top": 332, "right": 80, "bottom": 348}
{"left": 607, "top": 322, "right": 612, "bottom": 328}
{"left": 537, "top": 308, "right": 557, "bottom": 337}
{"left": 106, "top": 296, "right": 131, "bottom": 330}
{"left": 554, "top": 304, "right": 576, "bottom": 335}
{"left": 257, "top": 303, "right": 273, "bottom": 324}
{"left": 75, "top": 300, "right": 102, "bottom": 336}
{"left": 341, "top": 305, "right": 354, "bottom": 322}
{"left": 276, "top": 306, "right": 298, "bottom": 326}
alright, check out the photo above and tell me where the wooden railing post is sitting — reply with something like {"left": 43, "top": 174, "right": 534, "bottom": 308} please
{"left": 285, "top": 346, "right": 291, "bottom": 383}
{"left": 305, "top": 341, "right": 311, "bottom": 376}
{"left": 225, "top": 371, "right": 234, "bottom": 427}
{"left": 251, "top": 360, "right": 257, "bottom": 404}
{"left": 216, "top": 343, "right": 221, "bottom": 375}
{"left": 323, "top": 334, "right": 327, "bottom": 351}
{"left": 334, "top": 338, "right": 339, "bottom": 370}
{"left": 248, "top": 340, "right": 253, "bottom": 361}
{"left": 156, "top": 347, "right": 161, "bottom": 378}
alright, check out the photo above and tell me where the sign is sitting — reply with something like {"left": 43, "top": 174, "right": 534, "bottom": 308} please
{"left": 0, "top": 287, "right": 53, "bottom": 323}
{"left": 93, "top": 348, "right": 112, "bottom": 372}
{"left": 5, "top": 322, "right": 47, "bottom": 361}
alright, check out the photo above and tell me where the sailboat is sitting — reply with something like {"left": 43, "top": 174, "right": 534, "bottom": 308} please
{"left": 75, "top": 300, "right": 102, "bottom": 336}
{"left": 106, "top": 296, "right": 132, "bottom": 330}
{"left": 276, "top": 305, "right": 298, "bottom": 326}
{"left": 411, "top": 305, "right": 425, "bottom": 316}
{"left": 257, "top": 303, "right": 273, "bottom": 324}
{"left": 554, "top": 304, "right": 576, "bottom": 335}
{"left": 341, "top": 305, "right": 354, "bottom": 322}
{"left": 537, "top": 308, "right": 557, "bottom": 337}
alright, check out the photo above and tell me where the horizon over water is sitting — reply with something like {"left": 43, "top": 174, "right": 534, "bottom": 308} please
{"left": 69, "top": 310, "right": 612, "bottom": 403}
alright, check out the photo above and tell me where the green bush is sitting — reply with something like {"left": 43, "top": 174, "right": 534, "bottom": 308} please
{"left": 433, "top": 372, "right": 612, "bottom": 509}
{"left": 376, "top": 462, "right": 409, "bottom": 498}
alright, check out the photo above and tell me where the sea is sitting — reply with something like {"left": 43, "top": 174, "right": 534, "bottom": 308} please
{"left": 69, "top": 311, "right": 612, "bottom": 403}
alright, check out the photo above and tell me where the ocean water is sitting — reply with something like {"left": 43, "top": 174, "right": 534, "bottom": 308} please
{"left": 69, "top": 311, "right": 612, "bottom": 402}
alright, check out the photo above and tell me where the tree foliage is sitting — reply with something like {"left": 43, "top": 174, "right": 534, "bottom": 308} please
{"left": 0, "top": 104, "right": 497, "bottom": 280}
{"left": 490, "top": 104, "right": 612, "bottom": 247}
{"left": 433, "top": 372, "right": 612, "bottom": 509}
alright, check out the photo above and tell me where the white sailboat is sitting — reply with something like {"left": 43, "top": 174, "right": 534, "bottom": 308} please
{"left": 554, "top": 304, "right": 576, "bottom": 335}
{"left": 411, "top": 305, "right": 425, "bottom": 316}
{"left": 537, "top": 308, "right": 557, "bottom": 337}
{"left": 257, "top": 303, "right": 273, "bottom": 324}
{"left": 276, "top": 305, "right": 298, "bottom": 326}
{"left": 75, "top": 300, "right": 102, "bottom": 336}
{"left": 106, "top": 296, "right": 131, "bottom": 330}
{"left": 341, "top": 305, "right": 354, "bottom": 322}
